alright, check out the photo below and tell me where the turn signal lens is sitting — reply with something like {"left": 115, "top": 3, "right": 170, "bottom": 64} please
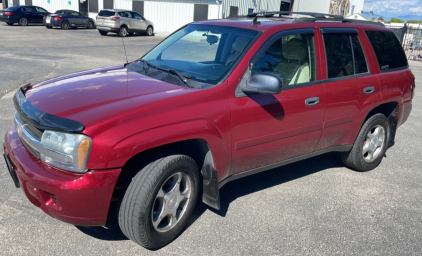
{"left": 78, "top": 139, "right": 91, "bottom": 170}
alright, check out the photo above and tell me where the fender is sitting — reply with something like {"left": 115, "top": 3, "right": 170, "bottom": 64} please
{"left": 110, "top": 119, "right": 231, "bottom": 181}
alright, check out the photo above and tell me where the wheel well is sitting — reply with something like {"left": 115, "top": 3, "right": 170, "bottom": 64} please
{"left": 112, "top": 139, "right": 210, "bottom": 201}
{"left": 120, "top": 24, "right": 128, "bottom": 29}
{"left": 364, "top": 102, "right": 398, "bottom": 122}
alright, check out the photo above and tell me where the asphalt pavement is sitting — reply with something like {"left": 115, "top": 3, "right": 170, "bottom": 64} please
{"left": 0, "top": 24, "right": 421, "bottom": 255}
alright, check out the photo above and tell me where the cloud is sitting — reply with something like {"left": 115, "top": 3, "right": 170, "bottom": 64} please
{"left": 364, "top": 0, "right": 422, "bottom": 17}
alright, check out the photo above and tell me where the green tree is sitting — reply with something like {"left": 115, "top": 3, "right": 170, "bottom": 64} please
{"left": 406, "top": 20, "right": 422, "bottom": 24}
{"left": 378, "top": 17, "right": 385, "bottom": 21}
{"left": 390, "top": 18, "right": 404, "bottom": 23}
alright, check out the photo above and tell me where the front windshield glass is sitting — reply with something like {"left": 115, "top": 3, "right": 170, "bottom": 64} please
{"left": 142, "top": 25, "right": 259, "bottom": 85}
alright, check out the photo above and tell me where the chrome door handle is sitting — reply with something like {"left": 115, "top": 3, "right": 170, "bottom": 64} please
{"left": 364, "top": 86, "right": 375, "bottom": 94}
{"left": 305, "top": 97, "right": 320, "bottom": 106}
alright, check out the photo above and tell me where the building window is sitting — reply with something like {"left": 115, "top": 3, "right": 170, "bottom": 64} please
{"left": 229, "top": 6, "right": 238, "bottom": 17}
{"left": 132, "top": 1, "right": 144, "bottom": 16}
{"left": 248, "top": 8, "right": 254, "bottom": 14}
{"left": 193, "top": 4, "right": 208, "bottom": 21}
{"left": 89, "top": 0, "right": 98, "bottom": 13}
{"left": 103, "top": 0, "right": 114, "bottom": 10}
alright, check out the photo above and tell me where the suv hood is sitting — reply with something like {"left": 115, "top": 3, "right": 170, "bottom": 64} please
{"left": 25, "top": 65, "right": 183, "bottom": 128}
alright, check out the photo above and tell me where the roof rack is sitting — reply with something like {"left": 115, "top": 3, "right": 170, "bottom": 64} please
{"left": 244, "top": 11, "right": 385, "bottom": 27}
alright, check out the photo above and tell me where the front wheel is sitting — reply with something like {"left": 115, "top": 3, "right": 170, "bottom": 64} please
{"left": 87, "top": 21, "right": 95, "bottom": 29}
{"left": 342, "top": 113, "right": 390, "bottom": 172}
{"left": 118, "top": 155, "right": 200, "bottom": 249}
{"left": 18, "top": 17, "right": 28, "bottom": 26}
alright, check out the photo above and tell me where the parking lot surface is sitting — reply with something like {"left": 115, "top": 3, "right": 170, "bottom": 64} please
{"left": 1, "top": 25, "right": 422, "bottom": 255}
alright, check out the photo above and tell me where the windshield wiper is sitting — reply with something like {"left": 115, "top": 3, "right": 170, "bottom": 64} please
{"left": 138, "top": 58, "right": 155, "bottom": 71}
{"left": 157, "top": 67, "right": 194, "bottom": 88}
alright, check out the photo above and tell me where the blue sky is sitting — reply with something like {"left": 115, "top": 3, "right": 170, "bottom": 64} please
{"left": 364, "top": 0, "right": 422, "bottom": 19}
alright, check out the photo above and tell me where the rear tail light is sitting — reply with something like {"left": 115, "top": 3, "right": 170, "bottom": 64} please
{"left": 111, "top": 17, "right": 120, "bottom": 21}
{"left": 4, "top": 11, "right": 13, "bottom": 16}
{"left": 55, "top": 17, "right": 62, "bottom": 21}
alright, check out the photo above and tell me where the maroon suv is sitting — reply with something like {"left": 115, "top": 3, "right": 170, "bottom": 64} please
{"left": 3, "top": 12, "right": 415, "bottom": 249}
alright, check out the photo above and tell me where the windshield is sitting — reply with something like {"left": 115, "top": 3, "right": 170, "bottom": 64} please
{"left": 142, "top": 25, "right": 259, "bottom": 85}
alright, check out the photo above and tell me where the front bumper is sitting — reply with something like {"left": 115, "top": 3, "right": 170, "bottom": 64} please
{"left": 3, "top": 125, "right": 121, "bottom": 226}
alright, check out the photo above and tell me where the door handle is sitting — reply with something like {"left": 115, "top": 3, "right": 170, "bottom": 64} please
{"left": 364, "top": 86, "right": 375, "bottom": 94}
{"left": 305, "top": 97, "right": 320, "bottom": 106}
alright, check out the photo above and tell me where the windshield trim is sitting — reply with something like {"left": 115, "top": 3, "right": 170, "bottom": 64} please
{"left": 140, "top": 24, "right": 263, "bottom": 87}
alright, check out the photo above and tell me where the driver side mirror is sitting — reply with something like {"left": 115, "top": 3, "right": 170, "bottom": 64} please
{"left": 241, "top": 73, "right": 283, "bottom": 95}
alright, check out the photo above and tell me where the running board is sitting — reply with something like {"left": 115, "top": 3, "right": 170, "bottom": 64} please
{"left": 218, "top": 145, "right": 352, "bottom": 189}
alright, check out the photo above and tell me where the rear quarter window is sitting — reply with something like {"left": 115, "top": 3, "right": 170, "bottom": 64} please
{"left": 98, "top": 10, "right": 115, "bottom": 17}
{"left": 365, "top": 30, "right": 408, "bottom": 71}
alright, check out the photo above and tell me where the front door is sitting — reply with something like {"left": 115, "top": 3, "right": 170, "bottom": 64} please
{"left": 229, "top": 29, "right": 325, "bottom": 174}
{"left": 34, "top": 7, "right": 47, "bottom": 23}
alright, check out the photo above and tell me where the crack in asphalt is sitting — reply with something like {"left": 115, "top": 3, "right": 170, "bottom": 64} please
{"left": 1, "top": 62, "right": 59, "bottom": 97}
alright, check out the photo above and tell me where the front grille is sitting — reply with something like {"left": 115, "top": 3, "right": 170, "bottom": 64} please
{"left": 15, "top": 112, "right": 43, "bottom": 141}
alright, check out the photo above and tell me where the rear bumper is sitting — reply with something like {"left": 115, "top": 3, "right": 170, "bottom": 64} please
{"left": 0, "top": 16, "right": 18, "bottom": 23}
{"left": 97, "top": 26, "right": 119, "bottom": 33}
{"left": 398, "top": 100, "right": 412, "bottom": 127}
{"left": 3, "top": 125, "right": 121, "bottom": 226}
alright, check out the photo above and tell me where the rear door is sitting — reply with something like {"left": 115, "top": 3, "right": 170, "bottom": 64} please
{"left": 21, "top": 7, "right": 36, "bottom": 23}
{"left": 315, "top": 27, "right": 375, "bottom": 150}
{"left": 229, "top": 29, "right": 325, "bottom": 174}
{"left": 118, "top": 11, "right": 132, "bottom": 28}
{"left": 34, "top": 7, "right": 48, "bottom": 23}
{"left": 132, "top": 12, "right": 147, "bottom": 31}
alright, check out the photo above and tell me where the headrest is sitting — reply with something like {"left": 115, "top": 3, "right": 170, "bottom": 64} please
{"left": 232, "top": 36, "right": 249, "bottom": 52}
{"left": 282, "top": 39, "right": 307, "bottom": 61}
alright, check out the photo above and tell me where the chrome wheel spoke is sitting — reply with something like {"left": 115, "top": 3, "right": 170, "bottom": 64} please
{"left": 362, "top": 141, "right": 370, "bottom": 155}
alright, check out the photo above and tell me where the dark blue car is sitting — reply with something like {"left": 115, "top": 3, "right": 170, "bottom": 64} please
{"left": 0, "top": 5, "right": 49, "bottom": 26}
{"left": 43, "top": 9, "right": 95, "bottom": 30}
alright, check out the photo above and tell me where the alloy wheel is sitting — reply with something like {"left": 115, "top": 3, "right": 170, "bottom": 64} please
{"left": 151, "top": 172, "right": 192, "bottom": 232}
{"left": 362, "top": 125, "right": 385, "bottom": 163}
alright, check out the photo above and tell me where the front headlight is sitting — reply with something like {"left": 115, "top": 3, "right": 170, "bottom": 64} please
{"left": 40, "top": 130, "right": 92, "bottom": 173}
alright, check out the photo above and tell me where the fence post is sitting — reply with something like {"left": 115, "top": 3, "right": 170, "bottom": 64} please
{"left": 400, "top": 23, "right": 408, "bottom": 44}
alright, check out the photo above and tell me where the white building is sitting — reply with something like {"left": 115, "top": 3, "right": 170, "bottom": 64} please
{"left": 4, "top": 0, "right": 365, "bottom": 33}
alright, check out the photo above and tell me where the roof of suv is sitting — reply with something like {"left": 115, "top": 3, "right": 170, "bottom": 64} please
{"left": 193, "top": 12, "right": 386, "bottom": 32}
{"left": 100, "top": 9, "right": 131, "bottom": 12}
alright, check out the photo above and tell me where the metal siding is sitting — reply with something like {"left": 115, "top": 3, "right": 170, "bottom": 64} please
{"left": 114, "top": 0, "right": 132, "bottom": 9}
{"left": 31, "top": 0, "right": 79, "bottom": 13}
{"left": 292, "top": 0, "right": 330, "bottom": 14}
{"left": 221, "top": 0, "right": 281, "bottom": 18}
{"left": 144, "top": 1, "right": 194, "bottom": 33}
{"left": 208, "top": 3, "right": 220, "bottom": 19}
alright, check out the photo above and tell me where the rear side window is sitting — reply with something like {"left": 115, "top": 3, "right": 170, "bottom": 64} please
{"left": 324, "top": 33, "right": 369, "bottom": 79}
{"left": 55, "top": 10, "right": 65, "bottom": 15}
{"left": 365, "top": 31, "right": 408, "bottom": 71}
{"left": 35, "top": 7, "right": 47, "bottom": 13}
{"left": 118, "top": 11, "right": 133, "bottom": 18}
{"left": 98, "top": 10, "right": 115, "bottom": 17}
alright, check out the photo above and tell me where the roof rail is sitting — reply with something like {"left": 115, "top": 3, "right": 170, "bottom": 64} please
{"left": 247, "top": 11, "right": 343, "bottom": 19}
{"left": 244, "top": 11, "right": 385, "bottom": 27}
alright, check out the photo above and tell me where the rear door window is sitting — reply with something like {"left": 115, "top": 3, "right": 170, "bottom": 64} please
{"left": 35, "top": 7, "right": 47, "bottom": 13}
{"left": 118, "top": 11, "right": 133, "bottom": 18}
{"left": 365, "top": 30, "right": 408, "bottom": 71}
{"left": 323, "top": 30, "right": 369, "bottom": 79}
{"left": 98, "top": 10, "right": 115, "bottom": 17}
{"left": 132, "top": 12, "right": 143, "bottom": 19}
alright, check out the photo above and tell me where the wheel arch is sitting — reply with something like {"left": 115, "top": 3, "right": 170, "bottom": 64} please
{"left": 115, "top": 138, "right": 221, "bottom": 210}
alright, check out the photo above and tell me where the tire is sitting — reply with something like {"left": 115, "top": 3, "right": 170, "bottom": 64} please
{"left": 61, "top": 21, "right": 70, "bottom": 30}
{"left": 98, "top": 30, "right": 107, "bottom": 36}
{"left": 46, "top": 25, "right": 52, "bottom": 29}
{"left": 342, "top": 113, "right": 390, "bottom": 172}
{"left": 119, "top": 26, "right": 128, "bottom": 37}
{"left": 87, "top": 21, "right": 95, "bottom": 29}
{"left": 6, "top": 21, "right": 14, "bottom": 26}
{"left": 18, "top": 17, "right": 28, "bottom": 26}
{"left": 119, "top": 155, "right": 200, "bottom": 249}
{"left": 146, "top": 26, "right": 154, "bottom": 36}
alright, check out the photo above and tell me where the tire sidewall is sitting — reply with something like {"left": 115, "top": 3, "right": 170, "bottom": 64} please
{"left": 354, "top": 114, "right": 390, "bottom": 170}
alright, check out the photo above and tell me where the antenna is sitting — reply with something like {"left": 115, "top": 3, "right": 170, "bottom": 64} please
{"left": 121, "top": 37, "right": 129, "bottom": 64}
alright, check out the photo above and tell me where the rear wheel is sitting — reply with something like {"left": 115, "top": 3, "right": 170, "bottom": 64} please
{"left": 342, "top": 114, "right": 390, "bottom": 172}
{"left": 18, "top": 17, "right": 28, "bottom": 26}
{"left": 6, "top": 21, "right": 14, "bottom": 26}
{"left": 98, "top": 30, "right": 108, "bottom": 36}
{"left": 87, "top": 21, "right": 95, "bottom": 29}
{"left": 146, "top": 26, "right": 154, "bottom": 36}
{"left": 61, "top": 21, "right": 70, "bottom": 30}
{"left": 119, "top": 26, "right": 128, "bottom": 37}
{"left": 118, "top": 155, "right": 200, "bottom": 249}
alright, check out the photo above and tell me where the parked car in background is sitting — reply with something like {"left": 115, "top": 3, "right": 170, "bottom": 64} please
{"left": 96, "top": 9, "right": 154, "bottom": 37}
{"left": 0, "top": 5, "right": 49, "bottom": 26}
{"left": 43, "top": 9, "right": 95, "bottom": 29}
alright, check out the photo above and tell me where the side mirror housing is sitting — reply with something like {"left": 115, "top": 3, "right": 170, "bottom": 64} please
{"left": 241, "top": 73, "right": 283, "bottom": 95}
